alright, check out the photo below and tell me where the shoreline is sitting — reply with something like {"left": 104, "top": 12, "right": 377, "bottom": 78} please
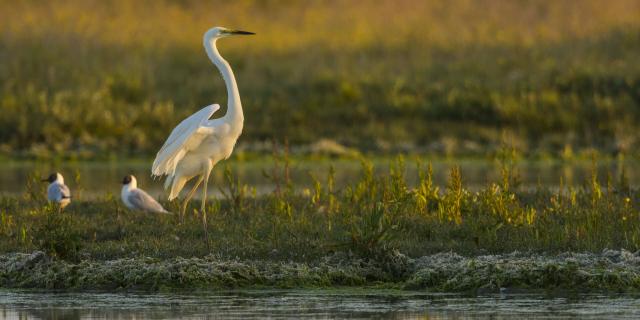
{"left": 2, "top": 250, "right": 639, "bottom": 293}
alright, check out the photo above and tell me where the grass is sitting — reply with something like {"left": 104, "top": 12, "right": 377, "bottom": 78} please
{"left": 2, "top": 1, "right": 640, "bottom": 159}
{"left": 1, "top": 156, "right": 639, "bottom": 262}
{"left": 2, "top": 156, "right": 640, "bottom": 292}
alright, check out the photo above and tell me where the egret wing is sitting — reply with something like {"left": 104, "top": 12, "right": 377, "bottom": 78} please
{"left": 152, "top": 104, "right": 220, "bottom": 177}
{"left": 128, "top": 189, "right": 168, "bottom": 213}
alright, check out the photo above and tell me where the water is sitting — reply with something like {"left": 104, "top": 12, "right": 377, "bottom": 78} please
{"left": 1, "top": 290, "right": 639, "bottom": 319}
{"left": 0, "top": 159, "right": 634, "bottom": 199}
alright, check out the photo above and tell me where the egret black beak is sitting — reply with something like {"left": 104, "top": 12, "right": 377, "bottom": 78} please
{"left": 226, "top": 29, "right": 255, "bottom": 35}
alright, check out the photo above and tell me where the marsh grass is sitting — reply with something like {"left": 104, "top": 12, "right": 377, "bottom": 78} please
{"left": 2, "top": 158, "right": 639, "bottom": 262}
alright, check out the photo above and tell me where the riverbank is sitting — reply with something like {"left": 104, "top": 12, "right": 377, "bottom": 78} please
{"left": 2, "top": 249, "right": 639, "bottom": 292}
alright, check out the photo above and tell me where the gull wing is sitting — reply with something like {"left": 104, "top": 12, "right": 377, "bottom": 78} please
{"left": 48, "top": 183, "right": 71, "bottom": 202}
{"left": 152, "top": 104, "right": 220, "bottom": 177}
{"left": 128, "top": 189, "right": 168, "bottom": 214}
{"left": 59, "top": 184, "right": 71, "bottom": 199}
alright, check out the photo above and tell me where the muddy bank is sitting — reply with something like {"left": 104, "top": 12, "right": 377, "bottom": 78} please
{"left": 1, "top": 250, "right": 639, "bottom": 292}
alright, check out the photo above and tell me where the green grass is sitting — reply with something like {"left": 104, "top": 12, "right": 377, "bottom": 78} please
{"left": 2, "top": 1, "right": 640, "bottom": 159}
{"left": 1, "top": 157, "right": 639, "bottom": 262}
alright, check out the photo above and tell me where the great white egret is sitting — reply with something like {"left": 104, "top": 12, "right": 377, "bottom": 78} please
{"left": 121, "top": 175, "right": 170, "bottom": 214}
{"left": 151, "top": 27, "right": 254, "bottom": 219}
{"left": 42, "top": 172, "right": 71, "bottom": 209}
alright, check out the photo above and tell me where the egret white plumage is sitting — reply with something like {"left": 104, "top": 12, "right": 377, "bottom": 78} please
{"left": 121, "top": 175, "right": 170, "bottom": 214}
{"left": 151, "top": 27, "right": 253, "bottom": 218}
{"left": 42, "top": 172, "right": 71, "bottom": 209}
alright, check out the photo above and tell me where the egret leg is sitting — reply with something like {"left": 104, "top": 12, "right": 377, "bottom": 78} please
{"left": 201, "top": 165, "right": 213, "bottom": 249}
{"left": 180, "top": 176, "right": 204, "bottom": 222}
{"left": 201, "top": 171, "right": 211, "bottom": 213}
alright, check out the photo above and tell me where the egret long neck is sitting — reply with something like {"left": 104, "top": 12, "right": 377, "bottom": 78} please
{"left": 205, "top": 38, "right": 244, "bottom": 127}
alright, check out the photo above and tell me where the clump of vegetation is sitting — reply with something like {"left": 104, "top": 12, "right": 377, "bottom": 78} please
{"left": 31, "top": 205, "right": 83, "bottom": 261}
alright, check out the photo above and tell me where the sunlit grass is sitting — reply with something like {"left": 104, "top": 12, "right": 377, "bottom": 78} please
{"left": 2, "top": 1, "right": 640, "bottom": 158}
{"left": 1, "top": 157, "right": 639, "bottom": 261}
{"left": 3, "top": 0, "right": 639, "bottom": 50}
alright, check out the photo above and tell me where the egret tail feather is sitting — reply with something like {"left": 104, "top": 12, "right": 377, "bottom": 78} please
{"left": 164, "top": 175, "right": 174, "bottom": 190}
{"left": 169, "top": 176, "right": 188, "bottom": 200}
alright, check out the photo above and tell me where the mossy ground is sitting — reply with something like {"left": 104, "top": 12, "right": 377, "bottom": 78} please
{"left": 2, "top": 250, "right": 640, "bottom": 292}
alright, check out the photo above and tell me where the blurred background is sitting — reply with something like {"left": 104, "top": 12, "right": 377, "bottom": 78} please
{"left": 1, "top": 0, "right": 639, "bottom": 160}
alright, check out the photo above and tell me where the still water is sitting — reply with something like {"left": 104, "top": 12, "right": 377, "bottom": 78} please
{"left": 0, "top": 159, "right": 636, "bottom": 199}
{"left": 1, "top": 290, "right": 639, "bottom": 319}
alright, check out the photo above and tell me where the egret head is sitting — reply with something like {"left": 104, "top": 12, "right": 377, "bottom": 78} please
{"left": 42, "top": 172, "right": 62, "bottom": 184}
{"left": 205, "top": 27, "right": 255, "bottom": 40}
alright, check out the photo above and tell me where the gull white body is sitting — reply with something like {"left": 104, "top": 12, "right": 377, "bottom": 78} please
{"left": 151, "top": 27, "right": 250, "bottom": 217}
{"left": 46, "top": 173, "right": 71, "bottom": 209}
{"left": 121, "top": 175, "right": 169, "bottom": 214}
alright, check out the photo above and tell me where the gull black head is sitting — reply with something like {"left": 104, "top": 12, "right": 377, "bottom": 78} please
{"left": 122, "top": 175, "right": 133, "bottom": 185}
{"left": 42, "top": 172, "right": 59, "bottom": 183}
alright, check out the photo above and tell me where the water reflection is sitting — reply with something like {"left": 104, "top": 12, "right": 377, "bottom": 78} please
{"left": 1, "top": 290, "right": 640, "bottom": 319}
{"left": 0, "top": 159, "right": 635, "bottom": 199}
